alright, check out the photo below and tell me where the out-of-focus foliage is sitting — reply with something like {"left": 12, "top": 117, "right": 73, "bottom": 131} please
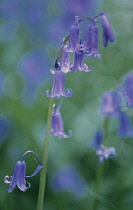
{"left": 1, "top": 0, "right": 133, "bottom": 210}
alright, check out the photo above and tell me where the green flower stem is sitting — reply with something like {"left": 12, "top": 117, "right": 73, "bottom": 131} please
{"left": 37, "top": 97, "right": 54, "bottom": 210}
{"left": 92, "top": 118, "right": 110, "bottom": 210}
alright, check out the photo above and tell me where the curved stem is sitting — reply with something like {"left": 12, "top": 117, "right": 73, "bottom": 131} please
{"left": 37, "top": 97, "right": 54, "bottom": 210}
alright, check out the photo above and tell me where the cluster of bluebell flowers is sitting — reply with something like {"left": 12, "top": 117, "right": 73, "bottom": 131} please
{"left": 100, "top": 70, "right": 133, "bottom": 138}
{"left": 90, "top": 130, "right": 116, "bottom": 162}
{"left": 45, "top": 12, "right": 115, "bottom": 139}
{"left": 4, "top": 12, "right": 116, "bottom": 195}
{"left": 4, "top": 151, "right": 43, "bottom": 193}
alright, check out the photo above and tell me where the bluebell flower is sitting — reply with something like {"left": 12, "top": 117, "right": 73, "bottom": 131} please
{"left": 96, "top": 145, "right": 116, "bottom": 162}
{"left": 50, "top": 101, "right": 72, "bottom": 138}
{"left": 100, "top": 91, "right": 121, "bottom": 118}
{"left": 99, "top": 12, "right": 115, "bottom": 47}
{"left": 90, "top": 130, "right": 104, "bottom": 149}
{"left": 60, "top": 48, "right": 70, "bottom": 73}
{"left": 122, "top": 70, "right": 133, "bottom": 108}
{"left": 52, "top": 166, "right": 86, "bottom": 197}
{"left": 4, "top": 151, "right": 43, "bottom": 193}
{"left": 117, "top": 112, "right": 133, "bottom": 138}
{"left": 4, "top": 161, "right": 30, "bottom": 193}
{"left": 83, "top": 24, "right": 91, "bottom": 53}
{"left": 90, "top": 131, "right": 116, "bottom": 162}
{"left": 64, "top": 16, "right": 79, "bottom": 52}
{"left": 83, "top": 19, "right": 102, "bottom": 59}
{"left": 70, "top": 44, "right": 93, "bottom": 72}
{"left": 46, "top": 70, "right": 72, "bottom": 99}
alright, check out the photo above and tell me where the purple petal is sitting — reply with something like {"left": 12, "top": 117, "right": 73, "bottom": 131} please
{"left": 100, "top": 14, "right": 115, "bottom": 45}
{"left": 117, "top": 112, "right": 133, "bottom": 138}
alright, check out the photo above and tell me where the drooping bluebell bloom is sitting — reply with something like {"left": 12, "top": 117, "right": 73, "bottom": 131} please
{"left": 84, "top": 19, "right": 102, "bottom": 59}
{"left": 96, "top": 145, "right": 116, "bottom": 162}
{"left": 4, "top": 151, "right": 43, "bottom": 193}
{"left": 64, "top": 16, "right": 79, "bottom": 52}
{"left": 117, "top": 112, "right": 133, "bottom": 138}
{"left": 122, "top": 70, "right": 133, "bottom": 108}
{"left": 100, "top": 91, "right": 121, "bottom": 118}
{"left": 90, "top": 130, "right": 104, "bottom": 149}
{"left": 99, "top": 12, "right": 115, "bottom": 47}
{"left": 70, "top": 44, "right": 93, "bottom": 72}
{"left": 60, "top": 48, "right": 70, "bottom": 73}
{"left": 52, "top": 166, "right": 86, "bottom": 197}
{"left": 50, "top": 101, "right": 72, "bottom": 138}
{"left": 46, "top": 70, "right": 72, "bottom": 99}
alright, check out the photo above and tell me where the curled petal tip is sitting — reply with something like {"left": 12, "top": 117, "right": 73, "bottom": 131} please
{"left": 4, "top": 175, "right": 12, "bottom": 183}
{"left": 65, "top": 89, "right": 72, "bottom": 97}
{"left": 45, "top": 90, "right": 51, "bottom": 98}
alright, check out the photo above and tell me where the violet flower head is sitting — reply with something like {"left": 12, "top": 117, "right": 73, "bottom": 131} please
{"left": 122, "top": 70, "right": 133, "bottom": 108}
{"left": 99, "top": 12, "right": 115, "bottom": 47}
{"left": 65, "top": 16, "right": 79, "bottom": 52}
{"left": 46, "top": 70, "right": 72, "bottom": 99}
{"left": 4, "top": 151, "right": 43, "bottom": 193}
{"left": 96, "top": 145, "right": 116, "bottom": 162}
{"left": 52, "top": 166, "right": 86, "bottom": 197}
{"left": 50, "top": 102, "right": 72, "bottom": 138}
{"left": 84, "top": 20, "right": 102, "bottom": 59}
{"left": 100, "top": 91, "right": 121, "bottom": 118}
{"left": 117, "top": 112, "right": 133, "bottom": 138}
{"left": 70, "top": 44, "right": 93, "bottom": 72}
{"left": 90, "top": 130, "right": 104, "bottom": 149}
{"left": 4, "top": 161, "right": 30, "bottom": 193}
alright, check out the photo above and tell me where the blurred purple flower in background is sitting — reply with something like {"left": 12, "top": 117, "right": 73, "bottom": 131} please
{"left": 90, "top": 130, "right": 104, "bottom": 149}
{"left": 117, "top": 112, "right": 133, "bottom": 138}
{"left": 96, "top": 145, "right": 116, "bottom": 162}
{"left": 90, "top": 131, "right": 116, "bottom": 162}
{"left": 18, "top": 49, "right": 49, "bottom": 103}
{"left": 63, "top": 0, "right": 98, "bottom": 24}
{"left": 100, "top": 91, "right": 121, "bottom": 118}
{"left": 52, "top": 166, "right": 86, "bottom": 197}
{"left": 122, "top": 70, "right": 133, "bottom": 108}
{"left": 0, "top": 115, "right": 10, "bottom": 145}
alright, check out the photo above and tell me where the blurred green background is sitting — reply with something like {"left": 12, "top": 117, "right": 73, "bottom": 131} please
{"left": 1, "top": 0, "right": 133, "bottom": 209}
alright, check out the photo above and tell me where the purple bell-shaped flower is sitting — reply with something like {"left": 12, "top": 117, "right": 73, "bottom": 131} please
{"left": 117, "top": 112, "right": 133, "bottom": 138}
{"left": 84, "top": 19, "right": 102, "bottom": 59}
{"left": 46, "top": 70, "right": 72, "bottom": 99}
{"left": 4, "top": 151, "right": 43, "bottom": 193}
{"left": 70, "top": 44, "right": 93, "bottom": 72}
{"left": 99, "top": 12, "right": 115, "bottom": 47}
{"left": 100, "top": 91, "right": 121, "bottom": 118}
{"left": 50, "top": 102, "right": 72, "bottom": 138}
{"left": 122, "top": 70, "right": 133, "bottom": 108}
{"left": 60, "top": 48, "right": 70, "bottom": 73}
{"left": 64, "top": 16, "right": 79, "bottom": 52}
